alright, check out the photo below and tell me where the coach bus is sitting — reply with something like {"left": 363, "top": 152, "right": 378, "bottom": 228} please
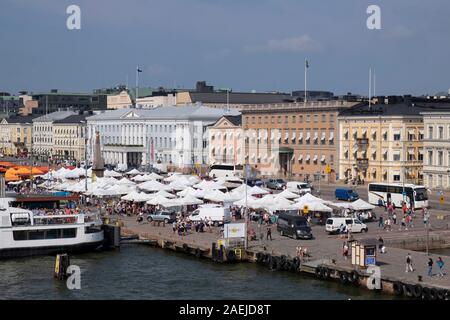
{"left": 368, "top": 183, "right": 429, "bottom": 210}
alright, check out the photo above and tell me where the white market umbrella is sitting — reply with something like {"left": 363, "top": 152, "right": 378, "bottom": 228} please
{"left": 277, "top": 189, "right": 300, "bottom": 200}
{"left": 138, "top": 180, "right": 170, "bottom": 192}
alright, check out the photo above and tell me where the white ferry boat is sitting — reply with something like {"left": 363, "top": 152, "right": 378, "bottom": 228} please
{"left": 0, "top": 201, "right": 104, "bottom": 258}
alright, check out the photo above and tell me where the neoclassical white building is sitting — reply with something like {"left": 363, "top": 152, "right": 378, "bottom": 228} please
{"left": 422, "top": 112, "right": 450, "bottom": 189}
{"left": 86, "top": 104, "right": 239, "bottom": 169}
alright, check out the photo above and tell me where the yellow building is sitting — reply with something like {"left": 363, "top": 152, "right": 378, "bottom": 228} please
{"left": 0, "top": 116, "right": 34, "bottom": 156}
{"left": 338, "top": 98, "right": 427, "bottom": 184}
{"left": 53, "top": 114, "right": 87, "bottom": 162}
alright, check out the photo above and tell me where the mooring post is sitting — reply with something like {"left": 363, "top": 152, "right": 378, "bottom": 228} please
{"left": 54, "top": 253, "right": 70, "bottom": 280}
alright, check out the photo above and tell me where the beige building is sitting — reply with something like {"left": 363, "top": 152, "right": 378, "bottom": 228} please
{"left": 53, "top": 114, "right": 88, "bottom": 162}
{"left": 18, "top": 94, "right": 38, "bottom": 116}
{"left": 0, "top": 116, "right": 34, "bottom": 156}
{"left": 338, "top": 98, "right": 430, "bottom": 184}
{"left": 241, "top": 100, "right": 356, "bottom": 180}
{"left": 422, "top": 112, "right": 450, "bottom": 189}
{"left": 137, "top": 94, "right": 177, "bottom": 109}
{"left": 107, "top": 91, "right": 133, "bottom": 109}
{"left": 208, "top": 115, "right": 244, "bottom": 166}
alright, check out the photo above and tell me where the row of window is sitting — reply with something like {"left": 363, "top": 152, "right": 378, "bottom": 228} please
{"left": 342, "top": 150, "right": 424, "bottom": 162}
{"left": 426, "top": 150, "right": 450, "bottom": 166}
{"left": 342, "top": 130, "right": 423, "bottom": 142}
{"left": 244, "top": 114, "right": 335, "bottom": 125}
{"left": 426, "top": 125, "right": 450, "bottom": 140}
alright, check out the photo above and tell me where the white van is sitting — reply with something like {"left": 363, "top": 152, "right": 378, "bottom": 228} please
{"left": 287, "top": 181, "right": 312, "bottom": 195}
{"left": 325, "top": 217, "right": 368, "bottom": 234}
{"left": 188, "top": 204, "right": 231, "bottom": 226}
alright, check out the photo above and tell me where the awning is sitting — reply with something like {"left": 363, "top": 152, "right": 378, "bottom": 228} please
{"left": 305, "top": 154, "right": 311, "bottom": 161}
{"left": 306, "top": 132, "right": 311, "bottom": 140}
{"left": 371, "top": 148, "right": 377, "bottom": 155}
{"left": 392, "top": 129, "right": 401, "bottom": 135}
{"left": 270, "top": 131, "right": 275, "bottom": 140}
{"left": 329, "top": 132, "right": 334, "bottom": 140}
{"left": 298, "top": 132, "right": 303, "bottom": 140}
{"left": 313, "top": 155, "right": 318, "bottom": 161}
{"left": 371, "top": 128, "right": 377, "bottom": 135}
{"left": 408, "top": 129, "right": 415, "bottom": 135}
{"left": 298, "top": 154, "right": 303, "bottom": 161}
{"left": 313, "top": 132, "right": 318, "bottom": 140}
{"left": 321, "top": 132, "right": 326, "bottom": 140}
{"left": 321, "top": 155, "right": 326, "bottom": 162}
{"left": 408, "top": 148, "right": 415, "bottom": 155}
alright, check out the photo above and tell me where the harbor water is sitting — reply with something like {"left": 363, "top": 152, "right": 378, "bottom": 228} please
{"left": 0, "top": 245, "right": 415, "bottom": 300}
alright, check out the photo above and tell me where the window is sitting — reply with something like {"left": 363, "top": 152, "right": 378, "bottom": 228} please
{"left": 292, "top": 116, "right": 296, "bottom": 123}
{"left": 329, "top": 114, "right": 334, "bottom": 122}
{"left": 321, "top": 114, "right": 326, "bottom": 122}
{"left": 382, "top": 131, "right": 388, "bottom": 141}
{"left": 393, "top": 153, "right": 401, "bottom": 161}
{"left": 393, "top": 133, "right": 401, "bottom": 141}
{"left": 438, "top": 126, "right": 444, "bottom": 139}
{"left": 393, "top": 174, "right": 401, "bottom": 182}
{"left": 438, "top": 151, "right": 443, "bottom": 166}
{"left": 306, "top": 115, "right": 310, "bottom": 122}
{"left": 313, "top": 114, "right": 318, "bottom": 123}
{"left": 428, "top": 126, "right": 433, "bottom": 139}
{"left": 428, "top": 150, "right": 433, "bottom": 165}
{"left": 299, "top": 115, "right": 303, "bottom": 123}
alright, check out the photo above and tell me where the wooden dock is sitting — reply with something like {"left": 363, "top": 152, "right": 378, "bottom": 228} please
{"left": 113, "top": 215, "right": 450, "bottom": 300}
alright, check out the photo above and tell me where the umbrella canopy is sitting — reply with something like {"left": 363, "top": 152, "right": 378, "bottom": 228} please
{"left": 146, "top": 195, "right": 171, "bottom": 206}
{"left": 104, "top": 170, "right": 122, "bottom": 178}
{"left": 153, "top": 190, "right": 177, "bottom": 199}
{"left": 148, "top": 172, "right": 163, "bottom": 180}
{"left": 333, "top": 199, "right": 375, "bottom": 211}
{"left": 121, "top": 191, "right": 141, "bottom": 201}
{"left": 203, "top": 189, "right": 226, "bottom": 202}
{"left": 164, "top": 173, "right": 183, "bottom": 182}
{"left": 177, "top": 187, "right": 197, "bottom": 197}
{"left": 193, "top": 180, "right": 226, "bottom": 190}
{"left": 168, "top": 179, "right": 191, "bottom": 191}
{"left": 233, "top": 195, "right": 258, "bottom": 207}
{"left": 296, "top": 193, "right": 329, "bottom": 204}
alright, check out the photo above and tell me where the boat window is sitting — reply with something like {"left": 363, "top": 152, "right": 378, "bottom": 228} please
{"left": 62, "top": 228, "right": 77, "bottom": 238}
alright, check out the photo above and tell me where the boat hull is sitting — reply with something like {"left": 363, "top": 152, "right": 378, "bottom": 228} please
{"left": 0, "top": 240, "right": 104, "bottom": 259}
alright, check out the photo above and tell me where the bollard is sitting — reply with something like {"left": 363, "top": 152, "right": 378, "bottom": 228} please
{"left": 54, "top": 253, "right": 70, "bottom": 280}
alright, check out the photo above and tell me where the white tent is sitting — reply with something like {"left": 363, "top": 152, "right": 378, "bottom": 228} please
{"left": 117, "top": 177, "right": 136, "bottom": 186}
{"left": 168, "top": 179, "right": 191, "bottom": 191}
{"left": 126, "top": 168, "right": 142, "bottom": 175}
{"left": 177, "top": 187, "right": 197, "bottom": 197}
{"left": 203, "top": 189, "right": 226, "bottom": 202}
{"left": 290, "top": 199, "right": 332, "bottom": 212}
{"left": 132, "top": 174, "right": 145, "bottom": 182}
{"left": 104, "top": 169, "right": 122, "bottom": 178}
{"left": 138, "top": 180, "right": 170, "bottom": 192}
{"left": 146, "top": 195, "right": 171, "bottom": 206}
{"left": 148, "top": 172, "right": 163, "bottom": 180}
{"left": 233, "top": 195, "right": 258, "bottom": 207}
{"left": 277, "top": 189, "right": 300, "bottom": 199}
{"left": 153, "top": 190, "right": 177, "bottom": 199}
{"left": 177, "top": 195, "right": 203, "bottom": 206}
{"left": 163, "top": 173, "right": 183, "bottom": 182}
{"left": 193, "top": 180, "right": 226, "bottom": 190}
{"left": 64, "top": 169, "right": 80, "bottom": 179}
{"left": 296, "top": 193, "right": 330, "bottom": 204}
{"left": 249, "top": 186, "right": 270, "bottom": 196}
{"left": 333, "top": 199, "right": 375, "bottom": 211}
{"left": 121, "top": 191, "right": 141, "bottom": 201}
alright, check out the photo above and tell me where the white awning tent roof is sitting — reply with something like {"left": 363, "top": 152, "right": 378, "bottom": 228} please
{"left": 126, "top": 169, "right": 142, "bottom": 175}
{"left": 276, "top": 189, "right": 299, "bottom": 199}
{"left": 289, "top": 199, "right": 332, "bottom": 212}
{"left": 138, "top": 180, "right": 171, "bottom": 192}
{"left": 193, "top": 180, "right": 226, "bottom": 190}
{"left": 104, "top": 170, "right": 123, "bottom": 178}
{"left": 249, "top": 186, "right": 270, "bottom": 196}
{"left": 333, "top": 199, "right": 375, "bottom": 211}
{"left": 117, "top": 177, "right": 136, "bottom": 185}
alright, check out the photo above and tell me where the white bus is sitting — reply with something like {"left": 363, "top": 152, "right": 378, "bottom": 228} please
{"left": 208, "top": 164, "right": 243, "bottom": 180}
{"left": 368, "top": 183, "right": 429, "bottom": 210}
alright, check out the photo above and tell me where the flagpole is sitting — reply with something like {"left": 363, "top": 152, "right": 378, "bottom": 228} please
{"left": 136, "top": 66, "right": 139, "bottom": 108}
{"left": 369, "top": 68, "right": 372, "bottom": 109}
{"left": 304, "top": 59, "right": 307, "bottom": 105}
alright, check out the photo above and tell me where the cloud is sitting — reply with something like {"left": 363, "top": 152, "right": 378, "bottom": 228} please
{"left": 244, "top": 35, "right": 322, "bottom": 53}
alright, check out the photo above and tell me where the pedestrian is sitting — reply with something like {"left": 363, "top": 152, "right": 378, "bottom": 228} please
{"left": 342, "top": 242, "right": 349, "bottom": 260}
{"left": 392, "top": 213, "right": 397, "bottom": 225}
{"left": 400, "top": 216, "right": 407, "bottom": 231}
{"left": 437, "top": 257, "right": 445, "bottom": 277}
{"left": 406, "top": 253, "right": 414, "bottom": 272}
{"left": 378, "top": 236, "right": 384, "bottom": 252}
{"left": 378, "top": 215, "right": 384, "bottom": 228}
{"left": 428, "top": 258, "right": 434, "bottom": 277}
{"left": 266, "top": 225, "right": 272, "bottom": 241}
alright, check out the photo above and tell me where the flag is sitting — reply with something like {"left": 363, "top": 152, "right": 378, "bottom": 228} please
{"left": 305, "top": 59, "right": 309, "bottom": 68}
{"left": 137, "top": 67, "right": 143, "bottom": 73}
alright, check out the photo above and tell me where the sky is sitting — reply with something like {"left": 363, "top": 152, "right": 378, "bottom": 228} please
{"left": 1, "top": 0, "right": 450, "bottom": 96}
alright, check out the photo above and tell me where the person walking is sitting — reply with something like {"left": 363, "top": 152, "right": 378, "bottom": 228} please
{"left": 428, "top": 258, "right": 434, "bottom": 277}
{"left": 342, "top": 242, "right": 349, "bottom": 260}
{"left": 378, "top": 236, "right": 384, "bottom": 253}
{"left": 266, "top": 225, "right": 272, "bottom": 241}
{"left": 378, "top": 215, "right": 384, "bottom": 228}
{"left": 437, "top": 257, "right": 445, "bottom": 277}
{"left": 400, "top": 216, "right": 407, "bottom": 231}
{"left": 406, "top": 253, "right": 414, "bottom": 272}
{"left": 392, "top": 212, "right": 397, "bottom": 225}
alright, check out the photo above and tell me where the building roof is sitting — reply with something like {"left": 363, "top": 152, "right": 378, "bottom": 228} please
{"left": 1, "top": 115, "right": 37, "bottom": 124}
{"left": 86, "top": 104, "right": 240, "bottom": 122}
{"left": 223, "top": 115, "right": 242, "bottom": 126}
{"left": 188, "top": 92, "right": 294, "bottom": 105}
{"left": 338, "top": 97, "right": 450, "bottom": 118}
{"left": 32, "top": 111, "right": 77, "bottom": 122}
{"left": 53, "top": 114, "right": 89, "bottom": 124}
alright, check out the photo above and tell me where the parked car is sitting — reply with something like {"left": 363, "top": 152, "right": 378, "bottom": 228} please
{"left": 287, "top": 181, "right": 312, "bottom": 194}
{"left": 265, "top": 179, "right": 287, "bottom": 190}
{"left": 246, "top": 178, "right": 265, "bottom": 187}
{"left": 188, "top": 204, "right": 231, "bottom": 226}
{"left": 277, "top": 213, "right": 312, "bottom": 240}
{"left": 335, "top": 188, "right": 359, "bottom": 201}
{"left": 147, "top": 210, "right": 177, "bottom": 223}
{"left": 325, "top": 217, "right": 368, "bottom": 234}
